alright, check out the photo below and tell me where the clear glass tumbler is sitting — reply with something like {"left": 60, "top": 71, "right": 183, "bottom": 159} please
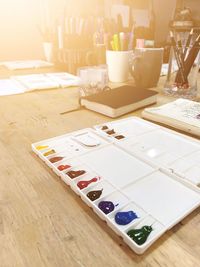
{"left": 163, "top": 45, "right": 200, "bottom": 100}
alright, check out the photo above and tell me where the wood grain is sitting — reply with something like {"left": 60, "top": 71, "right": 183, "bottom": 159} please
{"left": 0, "top": 68, "right": 200, "bottom": 267}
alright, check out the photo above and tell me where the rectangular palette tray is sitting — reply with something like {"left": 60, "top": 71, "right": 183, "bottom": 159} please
{"left": 32, "top": 117, "right": 200, "bottom": 254}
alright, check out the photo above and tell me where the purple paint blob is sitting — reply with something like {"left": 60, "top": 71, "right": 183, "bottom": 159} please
{"left": 98, "top": 201, "right": 115, "bottom": 214}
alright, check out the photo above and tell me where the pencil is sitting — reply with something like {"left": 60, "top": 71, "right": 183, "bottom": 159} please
{"left": 181, "top": 34, "right": 200, "bottom": 79}
{"left": 170, "top": 31, "right": 187, "bottom": 84}
{"left": 177, "top": 34, "right": 184, "bottom": 62}
{"left": 183, "top": 28, "right": 194, "bottom": 59}
{"left": 175, "top": 33, "right": 200, "bottom": 84}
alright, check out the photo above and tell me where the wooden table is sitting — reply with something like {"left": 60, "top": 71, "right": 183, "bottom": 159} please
{"left": 0, "top": 68, "right": 200, "bottom": 267}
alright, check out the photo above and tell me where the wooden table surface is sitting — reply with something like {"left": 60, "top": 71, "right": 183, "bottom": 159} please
{"left": 0, "top": 68, "right": 200, "bottom": 267}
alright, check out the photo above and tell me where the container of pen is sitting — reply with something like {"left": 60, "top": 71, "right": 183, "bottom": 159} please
{"left": 55, "top": 47, "right": 93, "bottom": 74}
{"left": 163, "top": 32, "right": 200, "bottom": 100}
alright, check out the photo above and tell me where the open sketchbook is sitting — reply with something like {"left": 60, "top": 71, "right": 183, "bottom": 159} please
{"left": 12, "top": 73, "right": 80, "bottom": 91}
{"left": 0, "top": 72, "right": 80, "bottom": 96}
{"left": 0, "top": 79, "right": 26, "bottom": 96}
{"left": 142, "top": 98, "right": 200, "bottom": 137}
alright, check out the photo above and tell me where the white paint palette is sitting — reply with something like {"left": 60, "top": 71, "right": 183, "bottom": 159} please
{"left": 32, "top": 117, "right": 200, "bottom": 254}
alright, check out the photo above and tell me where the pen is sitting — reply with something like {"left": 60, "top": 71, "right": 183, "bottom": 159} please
{"left": 110, "top": 40, "right": 115, "bottom": 51}
{"left": 119, "top": 32, "right": 125, "bottom": 51}
{"left": 113, "top": 34, "right": 120, "bottom": 51}
{"left": 128, "top": 32, "right": 134, "bottom": 50}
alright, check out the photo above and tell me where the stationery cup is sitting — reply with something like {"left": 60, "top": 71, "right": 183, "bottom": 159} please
{"left": 163, "top": 46, "right": 200, "bottom": 100}
{"left": 86, "top": 44, "right": 106, "bottom": 66}
{"left": 106, "top": 50, "right": 133, "bottom": 83}
{"left": 129, "top": 48, "right": 163, "bottom": 88}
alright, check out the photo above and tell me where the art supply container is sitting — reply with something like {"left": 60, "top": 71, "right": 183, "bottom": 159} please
{"left": 106, "top": 50, "right": 133, "bottom": 83}
{"left": 32, "top": 116, "right": 200, "bottom": 254}
{"left": 77, "top": 65, "right": 109, "bottom": 97}
{"left": 163, "top": 46, "right": 200, "bottom": 100}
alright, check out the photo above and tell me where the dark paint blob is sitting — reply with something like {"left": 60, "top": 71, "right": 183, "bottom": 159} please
{"left": 98, "top": 201, "right": 115, "bottom": 214}
{"left": 196, "top": 114, "right": 200, "bottom": 119}
{"left": 106, "top": 129, "right": 115, "bottom": 135}
{"left": 87, "top": 189, "right": 103, "bottom": 201}
{"left": 101, "top": 125, "right": 108, "bottom": 130}
{"left": 67, "top": 170, "right": 86, "bottom": 179}
{"left": 127, "top": 225, "right": 153, "bottom": 245}
{"left": 49, "top": 156, "right": 64, "bottom": 163}
{"left": 115, "top": 135, "right": 125, "bottom": 140}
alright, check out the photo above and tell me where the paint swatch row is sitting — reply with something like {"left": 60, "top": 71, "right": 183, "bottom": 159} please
{"left": 95, "top": 117, "right": 158, "bottom": 143}
{"left": 80, "top": 182, "right": 163, "bottom": 247}
{"left": 34, "top": 143, "right": 163, "bottom": 248}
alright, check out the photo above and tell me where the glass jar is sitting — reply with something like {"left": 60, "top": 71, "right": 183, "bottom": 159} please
{"left": 163, "top": 45, "right": 200, "bottom": 100}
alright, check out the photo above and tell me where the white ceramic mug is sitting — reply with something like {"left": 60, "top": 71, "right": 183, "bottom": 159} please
{"left": 106, "top": 50, "right": 133, "bottom": 83}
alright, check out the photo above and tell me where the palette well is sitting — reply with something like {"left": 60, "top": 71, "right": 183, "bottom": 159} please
{"left": 32, "top": 117, "right": 200, "bottom": 254}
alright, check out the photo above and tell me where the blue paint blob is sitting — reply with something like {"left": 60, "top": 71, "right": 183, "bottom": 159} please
{"left": 115, "top": 211, "right": 138, "bottom": 225}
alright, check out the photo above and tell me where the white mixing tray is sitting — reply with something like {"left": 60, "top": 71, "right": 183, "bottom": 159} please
{"left": 32, "top": 117, "right": 200, "bottom": 254}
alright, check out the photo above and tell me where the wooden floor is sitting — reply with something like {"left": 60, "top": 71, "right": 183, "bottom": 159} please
{"left": 0, "top": 71, "right": 200, "bottom": 267}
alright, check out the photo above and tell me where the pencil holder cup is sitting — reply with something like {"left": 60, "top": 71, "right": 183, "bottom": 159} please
{"left": 86, "top": 44, "right": 106, "bottom": 66}
{"left": 55, "top": 48, "right": 94, "bottom": 74}
{"left": 163, "top": 46, "right": 200, "bottom": 100}
{"left": 106, "top": 50, "right": 133, "bottom": 83}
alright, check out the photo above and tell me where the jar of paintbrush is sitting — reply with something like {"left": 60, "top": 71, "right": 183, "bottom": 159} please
{"left": 163, "top": 30, "right": 200, "bottom": 99}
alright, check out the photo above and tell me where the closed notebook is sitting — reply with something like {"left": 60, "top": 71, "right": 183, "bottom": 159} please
{"left": 80, "top": 85, "right": 158, "bottom": 118}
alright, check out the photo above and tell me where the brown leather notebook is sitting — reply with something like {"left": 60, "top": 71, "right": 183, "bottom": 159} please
{"left": 80, "top": 85, "right": 158, "bottom": 117}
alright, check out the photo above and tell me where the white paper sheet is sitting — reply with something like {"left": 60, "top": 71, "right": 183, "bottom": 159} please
{"left": 1, "top": 60, "right": 53, "bottom": 70}
{"left": 0, "top": 79, "right": 25, "bottom": 96}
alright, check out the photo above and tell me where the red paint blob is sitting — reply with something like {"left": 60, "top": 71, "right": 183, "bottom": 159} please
{"left": 77, "top": 177, "right": 99, "bottom": 190}
{"left": 57, "top": 165, "right": 71, "bottom": 171}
